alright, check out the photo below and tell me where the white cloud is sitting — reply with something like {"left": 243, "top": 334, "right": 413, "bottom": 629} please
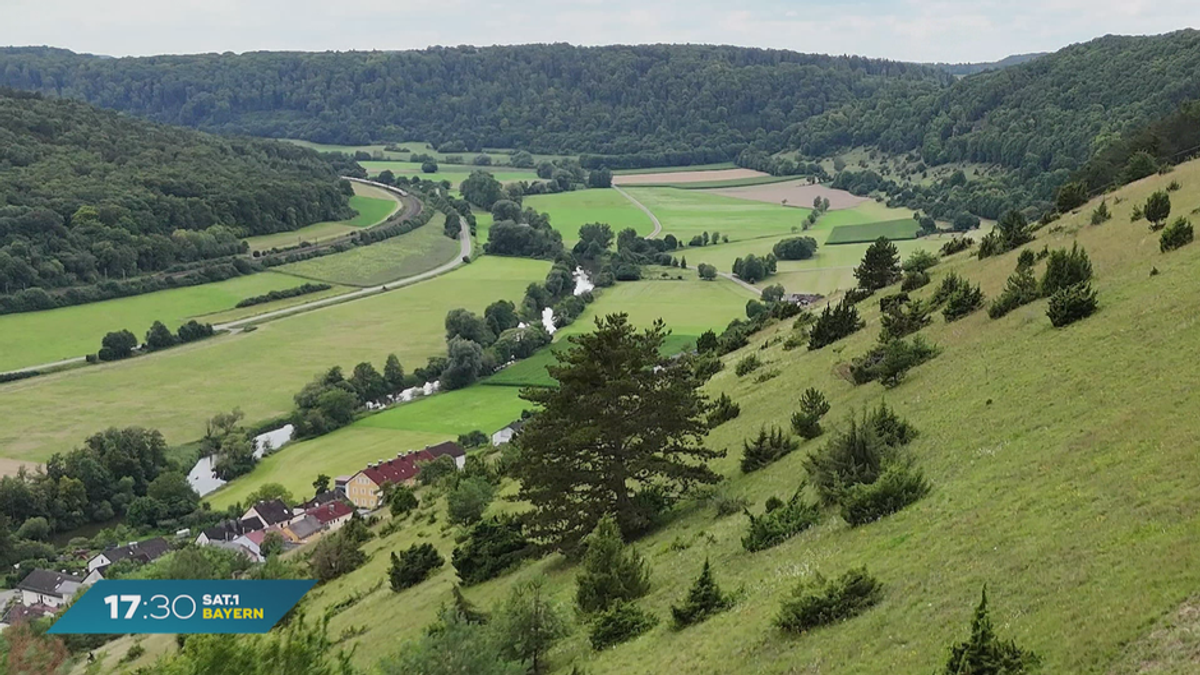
{"left": 0, "top": 0, "right": 1196, "bottom": 61}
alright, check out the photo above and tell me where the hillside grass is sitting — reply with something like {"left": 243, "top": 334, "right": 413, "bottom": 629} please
{"left": 243, "top": 183, "right": 400, "bottom": 251}
{"left": 621, "top": 175, "right": 798, "bottom": 189}
{"left": 523, "top": 189, "right": 656, "bottom": 245}
{"left": 0, "top": 257, "right": 550, "bottom": 463}
{"left": 285, "top": 139, "right": 572, "bottom": 165}
{"left": 825, "top": 218, "right": 923, "bottom": 244}
{"left": 485, "top": 332, "right": 699, "bottom": 388}
{"left": 0, "top": 272, "right": 343, "bottom": 373}
{"left": 243, "top": 159, "right": 1200, "bottom": 674}
{"left": 274, "top": 214, "right": 459, "bottom": 287}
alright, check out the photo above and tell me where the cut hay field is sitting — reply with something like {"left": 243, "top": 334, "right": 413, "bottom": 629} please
{"left": 275, "top": 213, "right": 459, "bottom": 287}
{"left": 360, "top": 161, "right": 537, "bottom": 188}
{"left": 0, "top": 272, "right": 351, "bottom": 373}
{"left": 825, "top": 218, "right": 923, "bottom": 244}
{"left": 612, "top": 168, "right": 769, "bottom": 186}
{"left": 0, "top": 257, "right": 550, "bottom": 463}
{"left": 523, "top": 189, "right": 655, "bottom": 245}
{"left": 253, "top": 159, "right": 1200, "bottom": 673}
{"left": 207, "top": 385, "right": 531, "bottom": 509}
{"left": 243, "top": 183, "right": 399, "bottom": 251}
{"left": 622, "top": 187, "right": 812, "bottom": 242}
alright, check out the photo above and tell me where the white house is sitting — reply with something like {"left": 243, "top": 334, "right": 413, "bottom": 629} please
{"left": 491, "top": 419, "right": 526, "bottom": 447}
{"left": 86, "top": 537, "right": 171, "bottom": 575}
{"left": 16, "top": 570, "right": 83, "bottom": 608}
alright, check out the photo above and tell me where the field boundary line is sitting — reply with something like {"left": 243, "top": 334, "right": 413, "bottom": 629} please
{"left": 612, "top": 186, "right": 663, "bottom": 238}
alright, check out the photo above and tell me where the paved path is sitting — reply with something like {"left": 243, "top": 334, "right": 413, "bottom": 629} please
{"left": 0, "top": 179, "right": 469, "bottom": 378}
{"left": 613, "top": 185, "right": 662, "bottom": 238}
{"left": 717, "top": 272, "right": 763, "bottom": 297}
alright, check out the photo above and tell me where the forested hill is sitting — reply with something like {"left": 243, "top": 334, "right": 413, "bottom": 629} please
{"left": 927, "top": 52, "right": 1046, "bottom": 77}
{"left": 0, "top": 44, "right": 952, "bottom": 157}
{"left": 0, "top": 89, "right": 353, "bottom": 294}
{"left": 790, "top": 30, "right": 1200, "bottom": 172}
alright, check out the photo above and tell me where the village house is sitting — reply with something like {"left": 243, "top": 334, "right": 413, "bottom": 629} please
{"left": 344, "top": 441, "right": 466, "bottom": 509}
{"left": 16, "top": 570, "right": 83, "bottom": 608}
{"left": 297, "top": 490, "right": 343, "bottom": 511}
{"left": 0, "top": 602, "right": 57, "bottom": 629}
{"left": 242, "top": 499, "right": 295, "bottom": 528}
{"left": 282, "top": 515, "right": 324, "bottom": 543}
{"left": 491, "top": 419, "right": 525, "bottom": 447}
{"left": 306, "top": 500, "right": 353, "bottom": 531}
{"left": 195, "top": 516, "right": 264, "bottom": 546}
{"left": 85, "top": 537, "right": 171, "bottom": 579}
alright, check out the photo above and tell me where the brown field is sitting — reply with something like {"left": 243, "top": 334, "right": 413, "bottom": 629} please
{"left": 611, "top": 168, "right": 768, "bottom": 185}
{"left": 706, "top": 180, "right": 871, "bottom": 209}
{"left": 0, "top": 457, "right": 42, "bottom": 478}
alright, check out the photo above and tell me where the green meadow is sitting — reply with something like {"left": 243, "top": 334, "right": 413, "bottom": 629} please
{"left": 207, "top": 385, "right": 531, "bottom": 508}
{"left": 285, "top": 139, "right": 572, "bottom": 166}
{"left": 0, "top": 257, "right": 550, "bottom": 463}
{"left": 523, "top": 189, "right": 656, "bottom": 245}
{"left": 0, "top": 272, "right": 344, "bottom": 373}
{"left": 613, "top": 163, "right": 737, "bottom": 175}
{"left": 211, "top": 159, "right": 1200, "bottom": 674}
{"left": 243, "top": 183, "right": 399, "bottom": 251}
{"left": 359, "top": 161, "right": 538, "bottom": 188}
{"left": 825, "top": 218, "right": 922, "bottom": 244}
{"left": 623, "top": 187, "right": 813, "bottom": 242}
{"left": 275, "top": 214, "right": 459, "bottom": 287}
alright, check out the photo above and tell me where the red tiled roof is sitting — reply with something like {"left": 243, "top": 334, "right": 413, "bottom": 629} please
{"left": 307, "top": 501, "right": 353, "bottom": 524}
{"left": 357, "top": 441, "right": 464, "bottom": 487}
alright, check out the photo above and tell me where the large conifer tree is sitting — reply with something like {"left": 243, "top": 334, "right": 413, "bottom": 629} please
{"left": 512, "top": 314, "right": 723, "bottom": 554}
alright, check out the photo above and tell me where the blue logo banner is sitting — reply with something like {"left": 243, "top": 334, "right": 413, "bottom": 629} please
{"left": 48, "top": 579, "right": 317, "bottom": 634}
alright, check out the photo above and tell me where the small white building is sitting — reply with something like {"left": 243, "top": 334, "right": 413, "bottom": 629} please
{"left": 491, "top": 419, "right": 526, "bottom": 447}
{"left": 16, "top": 570, "right": 83, "bottom": 608}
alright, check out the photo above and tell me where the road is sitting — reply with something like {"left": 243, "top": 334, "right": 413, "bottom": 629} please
{"left": 613, "top": 185, "right": 662, "bottom": 238}
{"left": 615, "top": 185, "right": 760, "bottom": 297}
{"left": 0, "top": 179, "right": 470, "bottom": 378}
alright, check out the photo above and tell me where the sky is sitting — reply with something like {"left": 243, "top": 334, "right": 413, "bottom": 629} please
{"left": 2, "top": 0, "right": 1198, "bottom": 63}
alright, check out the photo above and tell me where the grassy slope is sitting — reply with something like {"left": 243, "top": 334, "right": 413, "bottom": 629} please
{"left": 0, "top": 272, "right": 346, "bottom": 372}
{"left": 523, "top": 189, "right": 656, "bottom": 245}
{"left": 282, "top": 162, "right": 1200, "bottom": 673}
{"left": 613, "top": 163, "right": 737, "bottom": 175}
{"left": 244, "top": 183, "right": 400, "bottom": 251}
{"left": 0, "top": 257, "right": 550, "bottom": 462}
{"left": 275, "top": 214, "right": 459, "bottom": 287}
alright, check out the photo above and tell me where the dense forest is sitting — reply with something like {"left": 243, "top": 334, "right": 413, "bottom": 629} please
{"left": 0, "top": 88, "right": 353, "bottom": 295}
{"left": 0, "top": 45, "right": 951, "bottom": 158}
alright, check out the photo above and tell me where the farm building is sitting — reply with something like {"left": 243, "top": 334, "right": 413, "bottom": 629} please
{"left": 16, "top": 570, "right": 83, "bottom": 608}
{"left": 491, "top": 419, "right": 526, "bottom": 446}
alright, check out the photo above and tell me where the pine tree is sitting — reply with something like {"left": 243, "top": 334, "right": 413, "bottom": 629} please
{"left": 740, "top": 426, "right": 799, "bottom": 473}
{"left": 513, "top": 315, "right": 723, "bottom": 553}
{"left": 679, "top": 256, "right": 687, "bottom": 269}
{"left": 384, "top": 353, "right": 405, "bottom": 392}
{"left": 670, "top": 559, "right": 733, "bottom": 628}
{"left": 854, "top": 237, "right": 902, "bottom": 291}
{"left": 575, "top": 515, "right": 652, "bottom": 614}
{"left": 792, "top": 388, "right": 831, "bottom": 439}
{"left": 944, "top": 588, "right": 1039, "bottom": 674}
{"left": 494, "top": 576, "right": 570, "bottom": 675}
{"left": 1144, "top": 190, "right": 1171, "bottom": 230}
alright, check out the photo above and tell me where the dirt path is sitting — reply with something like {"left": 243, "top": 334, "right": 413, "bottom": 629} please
{"left": 717, "top": 272, "right": 763, "bottom": 296}
{"left": 613, "top": 186, "right": 663, "bottom": 239}
{"left": 0, "top": 179, "right": 468, "bottom": 378}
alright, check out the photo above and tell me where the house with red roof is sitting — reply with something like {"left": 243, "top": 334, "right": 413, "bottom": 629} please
{"left": 344, "top": 441, "right": 465, "bottom": 509}
{"left": 306, "top": 500, "right": 354, "bottom": 531}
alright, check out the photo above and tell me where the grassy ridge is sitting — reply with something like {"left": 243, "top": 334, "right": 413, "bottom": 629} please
{"left": 275, "top": 214, "right": 459, "bottom": 287}
{"left": 825, "top": 218, "right": 923, "bottom": 244}
{"left": 244, "top": 183, "right": 400, "bottom": 251}
{"left": 0, "top": 258, "right": 550, "bottom": 463}
{"left": 359, "top": 161, "right": 538, "bottom": 188}
{"left": 619, "top": 175, "right": 798, "bottom": 189}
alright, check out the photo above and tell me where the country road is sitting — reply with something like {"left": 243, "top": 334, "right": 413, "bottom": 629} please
{"left": 614, "top": 186, "right": 760, "bottom": 297}
{"left": 0, "top": 178, "right": 470, "bottom": 378}
{"left": 613, "top": 185, "right": 662, "bottom": 238}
